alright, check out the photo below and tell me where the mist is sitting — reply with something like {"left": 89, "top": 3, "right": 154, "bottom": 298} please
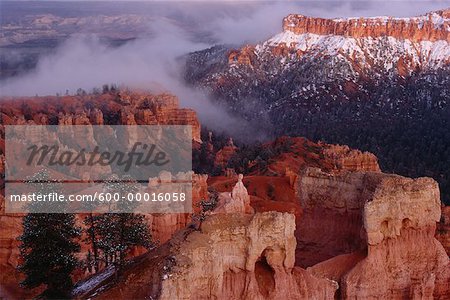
{"left": 1, "top": 1, "right": 448, "bottom": 138}
{"left": 208, "top": 1, "right": 450, "bottom": 44}
{"left": 0, "top": 17, "right": 272, "bottom": 139}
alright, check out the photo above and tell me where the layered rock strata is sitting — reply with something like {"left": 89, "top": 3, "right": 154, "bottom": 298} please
{"left": 298, "top": 168, "right": 449, "bottom": 298}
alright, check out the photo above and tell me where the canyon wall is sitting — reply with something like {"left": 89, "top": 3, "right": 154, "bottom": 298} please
{"left": 227, "top": 9, "right": 450, "bottom": 73}
{"left": 0, "top": 90, "right": 203, "bottom": 299}
{"left": 159, "top": 212, "right": 337, "bottom": 300}
{"left": 295, "top": 168, "right": 369, "bottom": 267}
{"left": 282, "top": 10, "right": 449, "bottom": 42}
{"left": 436, "top": 206, "right": 450, "bottom": 255}
{"left": 88, "top": 168, "right": 449, "bottom": 299}
{"left": 298, "top": 168, "right": 449, "bottom": 298}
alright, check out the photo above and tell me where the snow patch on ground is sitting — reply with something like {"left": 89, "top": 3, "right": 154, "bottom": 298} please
{"left": 72, "top": 266, "right": 115, "bottom": 297}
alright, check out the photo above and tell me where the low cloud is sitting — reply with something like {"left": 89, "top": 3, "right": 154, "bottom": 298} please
{"left": 1, "top": 1, "right": 448, "bottom": 139}
{"left": 211, "top": 1, "right": 450, "bottom": 45}
{"left": 0, "top": 18, "right": 264, "bottom": 138}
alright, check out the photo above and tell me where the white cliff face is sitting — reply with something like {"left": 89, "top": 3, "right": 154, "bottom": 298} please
{"left": 364, "top": 176, "right": 441, "bottom": 245}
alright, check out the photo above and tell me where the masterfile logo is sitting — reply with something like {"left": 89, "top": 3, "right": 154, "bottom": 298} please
{"left": 5, "top": 125, "right": 193, "bottom": 213}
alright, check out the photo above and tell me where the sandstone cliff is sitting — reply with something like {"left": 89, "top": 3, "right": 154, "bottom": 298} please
{"left": 298, "top": 168, "right": 449, "bottom": 298}
{"left": 321, "top": 144, "right": 381, "bottom": 172}
{"left": 227, "top": 9, "right": 449, "bottom": 73}
{"left": 158, "top": 212, "right": 337, "bottom": 300}
{"left": 283, "top": 9, "right": 449, "bottom": 42}
{"left": 87, "top": 212, "right": 337, "bottom": 300}
{"left": 0, "top": 90, "right": 201, "bottom": 142}
{"left": 81, "top": 166, "right": 448, "bottom": 299}
{"left": 436, "top": 206, "right": 450, "bottom": 255}
{"left": 0, "top": 90, "right": 203, "bottom": 299}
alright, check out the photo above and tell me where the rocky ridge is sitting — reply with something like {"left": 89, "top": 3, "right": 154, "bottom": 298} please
{"left": 0, "top": 90, "right": 449, "bottom": 298}
{"left": 282, "top": 10, "right": 449, "bottom": 42}
{"left": 184, "top": 9, "right": 450, "bottom": 206}
{"left": 298, "top": 168, "right": 448, "bottom": 298}
{"left": 228, "top": 9, "right": 450, "bottom": 75}
{"left": 0, "top": 90, "right": 202, "bottom": 299}
{"left": 83, "top": 167, "right": 449, "bottom": 299}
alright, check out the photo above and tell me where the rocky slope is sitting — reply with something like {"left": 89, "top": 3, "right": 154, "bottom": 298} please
{"left": 436, "top": 206, "right": 450, "bottom": 255}
{"left": 302, "top": 168, "right": 449, "bottom": 299}
{"left": 1, "top": 90, "right": 449, "bottom": 298}
{"left": 184, "top": 9, "right": 450, "bottom": 205}
{"left": 81, "top": 167, "right": 449, "bottom": 299}
{"left": 0, "top": 90, "right": 203, "bottom": 299}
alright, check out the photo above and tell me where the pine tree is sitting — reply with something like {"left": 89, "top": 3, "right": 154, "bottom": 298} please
{"left": 18, "top": 170, "right": 81, "bottom": 299}
{"left": 83, "top": 213, "right": 101, "bottom": 273}
{"left": 96, "top": 175, "right": 152, "bottom": 272}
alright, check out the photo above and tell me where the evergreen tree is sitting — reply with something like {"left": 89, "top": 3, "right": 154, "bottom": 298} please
{"left": 96, "top": 175, "right": 152, "bottom": 272}
{"left": 83, "top": 213, "right": 101, "bottom": 273}
{"left": 18, "top": 170, "right": 81, "bottom": 299}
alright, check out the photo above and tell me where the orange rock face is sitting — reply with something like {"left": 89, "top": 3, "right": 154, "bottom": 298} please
{"left": 81, "top": 165, "right": 449, "bottom": 299}
{"left": 150, "top": 174, "right": 208, "bottom": 244}
{"left": 214, "top": 139, "right": 237, "bottom": 168}
{"left": 0, "top": 90, "right": 203, "bottom": 298}
{"left": 436, "top": 206, "right": 450, "bottom": 255}
{"left": 247, "top": 136, "right": 381, "bottom": 176}
{"left": 158, "top": 212, "right": 337, "bottom": 300}
{"left": 0, "top": 90, "right": 201, "bottom": 142}
{"left": 228, "top": 45, "right": 257, "bottom": 66}
{"left": 282, "top": 10, "right": 449, "bottom": 42}
{"left": 297, "top": 168, "right": 449, "bottom": 298}
{"left": 91, "top": 212, "right": 338, "bottom": 300}
{"left": 321, "top": 144, "right": 381, "bottom": 172}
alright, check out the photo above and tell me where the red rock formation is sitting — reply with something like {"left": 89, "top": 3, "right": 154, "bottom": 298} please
{"left": 212, "top": 174, "right": 253, "bottom": 214}
{"left": 321, "top": 144, "right": 381, "bottom": 172}
{"left": 283, "top": 10, "right": 449, "bottom": 42}
{"left": 89, "top": 108, "right": 104, "bottom": 125}
{"left": 297, "top": 167, "right": 449, "bottom": 298}
{"left": 0, "top": 90, "right": 201, "bottom": 142}
{"left": 214, "top": 138, "right": 237, "bottom": 167}
{"left": 228, "top": 45, "right": 257, "bottom": 66}
{"left": 67, "top": 141, "right": 448, "bottom": 299}
{"left": 0, "top": 90, "right": 203, "bottom": 298}
{"left": 89, "top": 212, "right": 338, "bottom": 300}
{"left": 149, "top": 173, "right": 208, "bottom": 243}
{"left": 248, "top": 136, "right": 380, "bottom": 176}
{"left": 436, "top": 205, "right": 450, "bottom": 255}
